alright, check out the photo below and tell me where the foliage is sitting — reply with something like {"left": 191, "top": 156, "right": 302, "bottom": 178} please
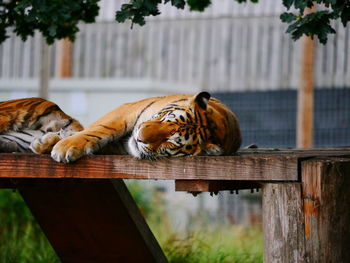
{"left": 127, "top": 182, "right": 263, "bottom": 263}
{"left": 116, "top": 0, "right": 349, "bottom": 44}
{"left": 161, "top": 226, "right": 263, "bottom": 263}
{"left": 0, "top": 0, "right": 99, "bottom": 44}
{"left": 0, "top": 0, "right": 349, "bottom": 44}
{"left": 280, "top": 0, "right": 350, "bottom": 44}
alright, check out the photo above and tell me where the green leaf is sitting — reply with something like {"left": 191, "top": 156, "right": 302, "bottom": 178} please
{"left": 187, "top": 0, "right": 211, "bottom": 11}
{"left": 280, "top": 12, "right": 297, "bottom": 23}
{"left": 340, "top": 6, "right": 350, "bottom": 27}
{"left": 48, "top": 25, "right": 57, "bottom": 36}
{"left": 282, "top": 10, "right": 336, "bottom": 44}
{"left": 172, "top": 0, "right": 186, "bottom": 9}
{"left": 282, "top": 0, "right": 294, "bottom": 9}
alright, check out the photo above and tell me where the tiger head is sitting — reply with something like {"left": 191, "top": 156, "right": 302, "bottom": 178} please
{"left": 128, "top": 92, "right": 241, "bottom": 160}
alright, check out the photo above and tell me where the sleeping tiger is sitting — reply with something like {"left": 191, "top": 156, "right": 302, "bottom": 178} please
{"left": 0, "top": 92, "right": 241, "bottom": 162}
{"left": 0, "top": 97, "right": 83, "bottom": 154}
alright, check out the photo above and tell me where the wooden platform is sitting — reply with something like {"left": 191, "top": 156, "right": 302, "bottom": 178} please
{"left": 1, "top": 148, "right": 350, "bottom": 263}
{"left": 1, "top": 148, "right": 349, "bottom": 181}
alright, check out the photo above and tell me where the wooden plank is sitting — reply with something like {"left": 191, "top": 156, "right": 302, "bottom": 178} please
{"left": 83, "top": 26, "right": 92, "bottom": 78}
{"left": 21, "top": 38, "right": 31, "bottom": 78}
{"left": 19, "top": 179, "right": 167, "bottom": 263}
{"left": 39, "top": 38, "right": 51, "bottom": 99}
{"left": 301, "top": 158, "right": 350, "bottom": 262}
{"left": 175, "top": 180, "right": 261, "bottom": 192}
{"left": 334, "top": 21, "right": 345, "bottom": 87}
{"left": 2, "top": 36, "right": 10, "bottom": 78}
{"left": 238, "top": 147, "right": 350, "bottom": 157}
{"left": 270, "top": 17, "right": 282, "bottom": 90}
{"left": 72, "top": 29, "right": 82, "bottom": 77}
{"left": 33, "top": 32, "right": 41, "bottom": 78}
{"left": 262, "top": 183, "right": 306, "bottom": 262}
{"left": 0, "top": 152, "right": 298, "bottom": 180}
{"left": 346, "top": 26, "right": 350, "bottom": 86}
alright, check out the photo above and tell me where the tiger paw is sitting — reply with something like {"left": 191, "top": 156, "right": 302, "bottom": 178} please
{"left": 30, "top": 133, "right": 61, "bottom": 154}
{"left": 51, "top": 134, "right": 96, "bottom": 163}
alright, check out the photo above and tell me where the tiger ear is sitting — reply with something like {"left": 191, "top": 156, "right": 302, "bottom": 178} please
{"left": 193, "top": 92, "right": 211, "bottom": 110}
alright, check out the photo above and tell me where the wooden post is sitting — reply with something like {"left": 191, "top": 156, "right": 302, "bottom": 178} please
{"left": 301, "top": 158, "right": 350, "bottom": 262}
{"left": 262, "top": 183, "right": 306, "bottom": 262}
{"left": 19, "top": 179, "right": 168, "bottom": 263}
{"left": 56, "top": 38, "right": 72, "bottom": 78}
{"left": 263, "top": 158, "right": 350, "bottom": 262}
{"left": 39, "top": 37, "right": 51, "bottom": 99}
{"left": 297, "top": 6, "right": 316, "bottom": 148}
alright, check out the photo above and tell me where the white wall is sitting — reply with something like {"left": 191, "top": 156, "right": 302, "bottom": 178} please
{"left": 0, "top": 78, "right": 200, "bottom": 126}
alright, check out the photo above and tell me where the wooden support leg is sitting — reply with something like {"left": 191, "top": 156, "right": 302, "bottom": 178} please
{"left": 301, "top": 158, "right": 350, "bottom": 262}
{"left": 18, "top": 179, "right": 168, "bottom": 263}
{"left": 263, "top": 158, "right": 350, "bottom": 263}
{"left": 262, "top": 183, "right": 306, "bottom": 262}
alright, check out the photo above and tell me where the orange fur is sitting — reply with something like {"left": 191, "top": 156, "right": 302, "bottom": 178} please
{"left": 52, "top": 92, "right": 241, "bottom": 162}
{"left": 0, "top": 98, "right": 83, "bottom": 153}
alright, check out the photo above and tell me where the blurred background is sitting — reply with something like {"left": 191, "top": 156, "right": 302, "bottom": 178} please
{"left": 0, "top": 0, "right": 349, "bottom": 262}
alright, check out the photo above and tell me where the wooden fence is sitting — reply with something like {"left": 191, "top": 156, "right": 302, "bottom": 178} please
{"left": 0, "top": 0, "right": 350, "bottom": 92}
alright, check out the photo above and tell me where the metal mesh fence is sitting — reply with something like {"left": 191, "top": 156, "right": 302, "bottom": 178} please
{"left": 213, "top": 88, "right": 350, "bottom": 148}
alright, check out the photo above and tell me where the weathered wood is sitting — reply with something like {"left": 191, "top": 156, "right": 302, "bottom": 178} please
{"left": 263, "top": 157, "right": 350, "bottom": 263}
{"left": 301, "top": 158, "right": 350, "bottom": 262}
{"left": 56, "top": 38, "right": 72, "bottom": 78}
{"left": 19, "top": 179, "right": 168, "bottom": 263}
{"left": 297, "top": 6, "right": 315, "bottom": 148}
{"left": 175, "top": 180, "right": 261, "bottom": 192}
{"left": 262, "top": 183, "right": 306, "bottom": 263}
{"left": 0, "top": 152, "right": 298, "bottom": 181}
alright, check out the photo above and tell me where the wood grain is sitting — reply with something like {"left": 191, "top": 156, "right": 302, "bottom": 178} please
{"left": 262, "top": 183, "right": 306, "bottom": 263}
{"left": 301, "top": 158, "right": 350, "bottom": 262}
{"left": 19, "top": 179, "right": 168, "bottom": 263}
{"left": 262, "top": 157, "right": 350, "bottom": 263}
{"left": 0, "top": 152, "right": 299, "bottom": 181}
{"left": 0, "top": 149, "right": 349, "bottom": 181}
{"left": 175, "top": 180, "right": 261, "bottom": 192}
{"left": 297, "top": 5, "right": 315, "bottom": 148}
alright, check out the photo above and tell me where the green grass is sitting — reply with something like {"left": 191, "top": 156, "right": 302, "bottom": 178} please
{"left": 160, "top": 226, "right": 263, "bottom": 263}
{"left": 0, "top": 190, "right": 59, "bottom": 263}
{"left": 0, "top": 183, "right": 263, "bottom": 263}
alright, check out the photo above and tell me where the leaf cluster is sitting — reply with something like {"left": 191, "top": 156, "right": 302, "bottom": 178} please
{"left": 0, "top": 0, "right": 349, "bottom": 45}
{"left": 280, "top": 0, "right": 350, "bottom": 44}
{"left": 115, "top": 0, "right": 257, "bottom": 25}
{"left": 0, "top": 0, "right": 99, "bottom": 44}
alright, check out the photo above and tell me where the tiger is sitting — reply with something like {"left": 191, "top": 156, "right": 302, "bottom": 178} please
{"left": 50, "top": 92, "right": 241, "bottom": 162}
{"left": 0, "top": 97, "right": 83, "bottom": 153}
{"left": 0, "top": 92, "right": 241, "bottom": 162}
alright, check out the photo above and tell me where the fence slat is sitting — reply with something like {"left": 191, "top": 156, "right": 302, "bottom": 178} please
{"left": 1, "top": 11, "right": 350, "bottom": 92}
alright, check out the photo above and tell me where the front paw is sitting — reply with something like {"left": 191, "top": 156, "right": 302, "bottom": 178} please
{"left": 51, "top": 135, "right": 96, "bottom": 163}
{"left": 30, "top": 133, "right": 61, "bottom": 154}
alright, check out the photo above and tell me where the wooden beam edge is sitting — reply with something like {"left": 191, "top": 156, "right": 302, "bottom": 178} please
{"left": 0, "top": 153, "right": 299, "bottom": 181}
{"left": 175, "top": 180, "right": 261, "bottom": 193}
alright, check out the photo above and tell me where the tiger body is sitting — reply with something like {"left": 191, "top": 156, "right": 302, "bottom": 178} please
{"left": 0, "top": 92, "right": 241, "bottom": 162}
{"left": 51, "top": 92, "right": 241, "bottom": 162}
{"left": 0, "top": 97, "right": 83, "bottom": 153}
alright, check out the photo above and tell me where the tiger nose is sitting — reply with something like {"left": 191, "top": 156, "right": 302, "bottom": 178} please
{"left": 137, "top": 136, "right": 145, "bottom": 143}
